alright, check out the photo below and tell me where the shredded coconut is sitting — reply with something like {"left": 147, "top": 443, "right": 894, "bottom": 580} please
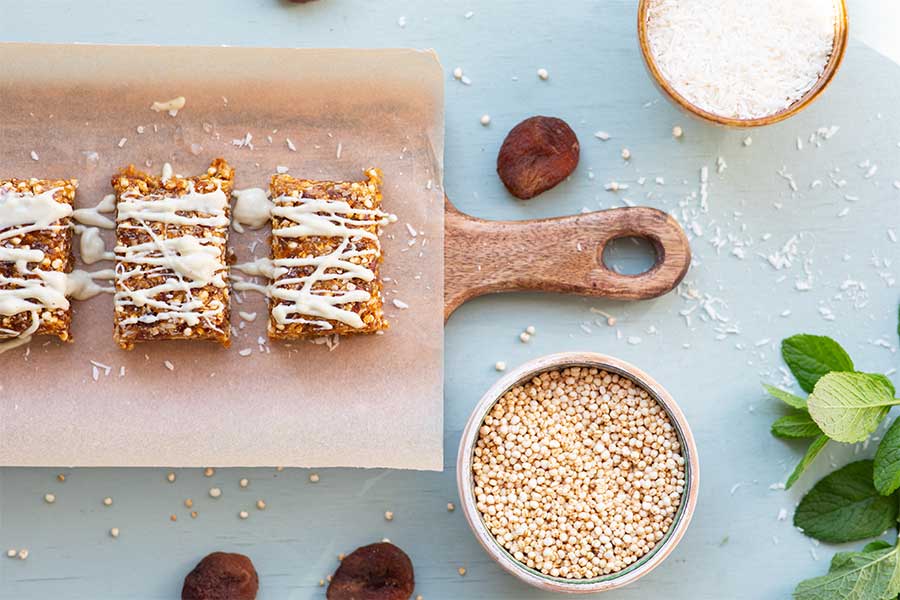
{"left": 645, "top": 0, "right": 836, "bottom": 119}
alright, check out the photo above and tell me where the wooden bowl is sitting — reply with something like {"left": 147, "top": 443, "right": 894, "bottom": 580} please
{"left": 637, "top": 0, "right": 849, "bottom": 127}
{"left": 456, "top": 352, "right": 699, "bottom": 594}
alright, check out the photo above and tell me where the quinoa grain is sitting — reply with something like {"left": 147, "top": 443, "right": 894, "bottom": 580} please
{"left": 472, "top": 366, "right": 686, "bottom": 579}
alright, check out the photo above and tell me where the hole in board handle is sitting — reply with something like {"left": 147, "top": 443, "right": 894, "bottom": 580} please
{"left": 600, "top": 236, "right": 659, "bottom": 276}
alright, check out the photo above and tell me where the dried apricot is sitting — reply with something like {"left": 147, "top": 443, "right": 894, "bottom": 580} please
{"left": 497, "top": 116, "right": 580, "bottom": 199}
{"left": 327, "top": 542, "right": 415, "bottom": 600}
{"left": 182, "top": 552, "right": 259, "bottom": 600}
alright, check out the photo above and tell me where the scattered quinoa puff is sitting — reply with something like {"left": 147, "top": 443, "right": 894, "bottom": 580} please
{"left": 267, "top": 168, "right": 390, "bottom": 339}
{"left": 473, "top": 367, "right": 686, "bottom": 579}
{"left": 182, "top": 552, "right": 258, "bottom": 600}
{"left": 0, "top": 178, "right": 76, "bottom": 350}
{"left": 112, "top": 159, "right": 233, "bottom": 350}
{"left": 327, "top": 542, "right": 414, "bottom": 600}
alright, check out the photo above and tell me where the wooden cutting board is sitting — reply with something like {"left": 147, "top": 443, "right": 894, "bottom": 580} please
{"left": 444, "top": 197, "right": 691, "bottom": 320}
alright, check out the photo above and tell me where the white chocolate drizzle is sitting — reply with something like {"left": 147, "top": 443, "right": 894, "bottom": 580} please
{"left": 235, "top": 192, "right": 394, "bottom": 331}
{"left": 115, "top": 183, "right": 228, "bottom": 331}
{"left": 66, "top": 269, "right": 115, "bottom": 301}
{"left": 78, "top": 226, "right": 115, "bottom": 264}
{"left": 72, "top": 194, "right": 116, "bottom": 229}
{"left": 232, "top": 187, "right": 273, "bottom": 233}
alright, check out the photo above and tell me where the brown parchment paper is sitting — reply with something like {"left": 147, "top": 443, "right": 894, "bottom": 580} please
{"left": 0, "top": 43, "right": 445, "bottom": 470}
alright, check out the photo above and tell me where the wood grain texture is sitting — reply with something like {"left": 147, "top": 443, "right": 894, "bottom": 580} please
{"left": 444, "top": 197, "right": 691, "bottom": 320}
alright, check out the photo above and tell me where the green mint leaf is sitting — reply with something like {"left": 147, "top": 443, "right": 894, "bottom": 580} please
{"left": 794, "top": 461, "right": 899, "bottom": 543}
{"left": 771, "top": 412, "right": 823, "bottom": 439}
{"left": 864, "top": 540, "right": 895, "bottom": 553}
{"left": 786, "top": 434, "right": 829, "bottom": 490}
{"left": 869, "top": 373, "right": 897, "bottom": 396}
{"left": 782, "top": 334, "right": 855, "bottom": 393}
{"left": 794, "top": 545, "right": 898, "bottom": 600}
{"left": 765, "top": 384, "right": 808, "bottom": 410}
{"left": 807, "top": 372, "right": 898, "bottom": 443}
{"left": 829, "top": 541, "right": 900, "bottom": 598}
{"left": 831, "top": 543, "right": 893, "bottom": 572}
{"left": 874, "top": 417, "right": 900, "bottom": 496}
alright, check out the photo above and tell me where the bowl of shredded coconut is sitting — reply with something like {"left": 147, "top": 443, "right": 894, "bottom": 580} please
{"left": 457, "top": 352, "right": 699, "bottom": 593}
{"left": 638, "top": 0, "right": 848, "bottom": 126}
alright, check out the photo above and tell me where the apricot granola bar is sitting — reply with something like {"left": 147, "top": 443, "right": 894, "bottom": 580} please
{"left": 267, "top": 167, "right": 391, "bottom": 339}
{"left": 112, "top": 159, "right": 233, "bottom": 350}
{"left": 0, "top": 178, "right": 76, "bottom": 349}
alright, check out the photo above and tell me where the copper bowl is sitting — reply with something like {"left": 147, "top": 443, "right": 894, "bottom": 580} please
{"left": 456, "top": 352, "right": 700, "bottom": 594}
{"left": 637, "top": 0, "right": 849, "bottom": 127}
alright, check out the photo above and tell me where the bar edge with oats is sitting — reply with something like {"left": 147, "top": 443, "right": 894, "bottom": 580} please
{"left": 267, "top": 167, "right": 390, "bottom": 339}
{"left": 0, "top": 178, "right": 76, "bottom": 348}
{"left": 112, "top": 159, "right": 233, "bottom": 350}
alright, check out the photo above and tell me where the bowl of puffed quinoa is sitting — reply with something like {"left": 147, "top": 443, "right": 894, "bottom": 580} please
{"left": 457, "top": 352, "right": 698, "bottom": 593}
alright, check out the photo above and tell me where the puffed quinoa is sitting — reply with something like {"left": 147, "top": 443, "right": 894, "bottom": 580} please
{"left": 472, "top": 367, "right": 686, "bottom": 579}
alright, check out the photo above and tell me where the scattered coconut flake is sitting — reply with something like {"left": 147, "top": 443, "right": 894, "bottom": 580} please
{"left": 286, "top": 138, "right": 297, "bottom": 152}
{"left": 30, "top": 150, "right": 39, "bottom": 161}
{"left": 594, "top": 131, "right": 610, "bottom": 141}
{"left": 150, "top": 96, "right": 186, "bottom": 117}
{"left": 537, "top": 68, "right": 549, "bottom": 80}
{"left": 238, "top": 348, "right": 253, "bottom": 357}
{"left": 163, "top": 360, "right": 175, "bottom": 371}
{"left": 276, "top": 165, "right": 289, "bottom": 174}
{"left": 392, "top": 299, "right": 409, "bottom": 309}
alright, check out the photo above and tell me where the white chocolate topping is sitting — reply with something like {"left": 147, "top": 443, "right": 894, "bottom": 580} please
{"left": 72, "top": 194, "right": 116, "bottom": 229}
{"left": 232, "top": 187, "right": 273, "bottom": 233}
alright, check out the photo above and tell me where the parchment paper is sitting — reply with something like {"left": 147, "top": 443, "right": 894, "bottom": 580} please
{"left": 0, "top": 43, "right": 445, "bottom": 470}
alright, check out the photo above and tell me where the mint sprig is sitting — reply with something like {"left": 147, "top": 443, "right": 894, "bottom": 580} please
{"left": 766, "top": 318, "right": 900, "bottom": 599}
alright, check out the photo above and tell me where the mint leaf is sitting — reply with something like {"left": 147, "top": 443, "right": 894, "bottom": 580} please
{"left": 875, "top": 417, "right": 900, "bottom": 496}
{"left": 765, "top": 384, "right": 808, "bottom": 410}
{"left": 870, "top": 373, "right": 897, "bottom": 396}
{"left": 829, "top": 541, "right": 900, "bottom": 599}
{"left": 772, "top": 412, "right": 823, "bottom": 439}
{"left": 795, "top": 545, "right": 898, "bottom": 600}
{"left": 794, "top": 461, "right": 899, "bottom": 543}
{"left": 783, "top": 334, "right": 855, "bottom": 393}
{"left": 808, "top": 372, "right": 898, "bottom": 443}
{"left": 831, "top": 544, "right": 893, "bottom": 572}
{"left": 864, "top": 540, "right": 894, "bottom": 553}
{"left": 786, "top": 434, "right": 829, "bottom": 490}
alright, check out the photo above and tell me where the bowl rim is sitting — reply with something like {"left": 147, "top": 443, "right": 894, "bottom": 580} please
{"left": 636, "top": 0, "right": 849, "bottom": 128}
{"left": 456, "top": 352, "right": 700, "bottom": 593}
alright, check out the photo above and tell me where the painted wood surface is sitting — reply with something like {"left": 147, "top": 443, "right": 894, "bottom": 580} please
{"left": 1, "top": 1, "right": 899, "bottom": 598}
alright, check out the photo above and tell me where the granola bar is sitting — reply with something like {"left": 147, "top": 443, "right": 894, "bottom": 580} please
{"left": 112, "top": 159, "right": 233, "bottom": 350}
{"left": 267, "top": 167, "right": 391, "bottom": 339}
{"left": 0, "top": 178, "right": 76, "bottom": 351}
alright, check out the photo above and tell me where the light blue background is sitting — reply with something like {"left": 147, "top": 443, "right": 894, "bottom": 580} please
{"left": 2, "top": 1, "right": 899, "bottom": 598}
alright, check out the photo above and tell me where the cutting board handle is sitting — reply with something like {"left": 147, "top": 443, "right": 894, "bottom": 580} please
{"left": 444, "top": 198, "right": 691, "bottom": 320}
